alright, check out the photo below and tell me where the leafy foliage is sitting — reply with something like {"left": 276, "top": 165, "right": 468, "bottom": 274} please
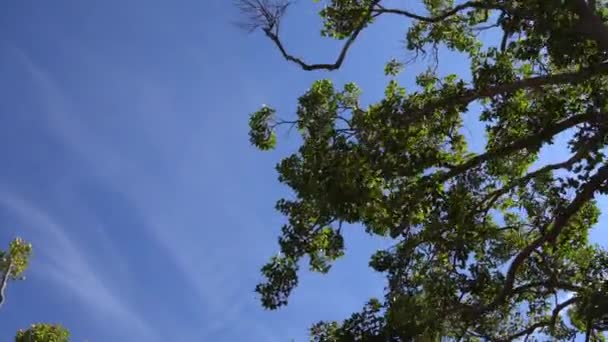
{"left": 15, "top": 323, "right": 70, "bottom": 342}
{"left": 3, "top": 237, "right": 33, "bottom": 279}
{"left": 249, "top": 106, "right": 278, "bottom": 150}
{"left": 242, "top": 0, "right": 608, "bottom": 340}
{"left": 1, "top": 239, "right": 71, "bottom": 341}
{"left": 1, "top": 237, "right": 33, "bottom": 308}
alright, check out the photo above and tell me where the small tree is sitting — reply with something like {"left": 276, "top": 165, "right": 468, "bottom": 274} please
{"left": 1, "top": 238, "right": 71, "bottom": 341}
{"left": 0, "top": 238, "right": 32, "bottom": 309}
{"left": 15, "top": 323, "right": 70, "bottom": 342}
{"left": 242, "top": 0, "right": 608, "bottom": 340}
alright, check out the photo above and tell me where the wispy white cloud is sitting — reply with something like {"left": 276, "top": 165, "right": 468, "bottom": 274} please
{"left": 0, "top": 193, "right": 158, "bottom": 341}
{"left": 8, "top": 41, "right": 282, "bottom": 341}
{"left": 8, "top": 43, "right": 139, "bottom": 184}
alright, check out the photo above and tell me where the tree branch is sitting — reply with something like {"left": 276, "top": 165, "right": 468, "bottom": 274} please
{"left": 401, "top": 62, "right": 608, "bottom": 127}
{"left": 263, "top": 26, "right": 363, "bottom": 71}
{"left": 495, "top": 296, "right": 579, "bottom": 341}
{"left": 372, "top": 1, "right": 503, "bottom": 23}
{"left": 236, "top": 0, "right": 291, "bottom": 32}
{"left": 512, "top": 281, "right": 583, "bottom": 296}
{"left": 480, "top": 149, "right": 588, "bottom": 211}
{"left": 245, "top": 0, "right": 608, "bottom": 73}
{"left": 0, "top": 259, "right": 13, "bottom": 309}
{"left": 437, "top": 111, "right": 599, "bottom": 183}
{"left": 498, "top": 321, "right": 548, "bottom": 342}
{"left": 473, "top": 163, "right": 608, "bottom": 316}
{"left": 250, "top": 0, "right": 502, "bottom": 71}
{"left": 550, "top": 296, "right": 579, "bottom": 328}
{"left": 259, "top": 0, "right": 380, "bottom": 71}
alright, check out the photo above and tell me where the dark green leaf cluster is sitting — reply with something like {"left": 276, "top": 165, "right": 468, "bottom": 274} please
{"left": 255, "top": 255, "right": 298, "bottom": 309}
{"left": 249, "top": 106, "right": 277, "bottom": 150}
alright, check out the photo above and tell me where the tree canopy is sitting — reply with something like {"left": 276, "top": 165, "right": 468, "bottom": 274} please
{"left": 15, "top": 323, "right": 70, "bottom": 342}
{"left": 242, "top": 0, "right": 608, "bottom": 340}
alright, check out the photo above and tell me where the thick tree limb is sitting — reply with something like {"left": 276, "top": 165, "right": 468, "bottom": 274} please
{"left": 550, "top": 297, "right": 579, "bottom": 329}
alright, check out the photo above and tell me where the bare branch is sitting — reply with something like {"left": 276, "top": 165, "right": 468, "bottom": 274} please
{"left": 262, "top": 25, "right": 365, "bottom": 71}
{"left": 235, "top": 0, "right": 291, "bottom": 33}
{"left": 262, "top": 0, "right": 381, "bottom": 71}
{"left": 237, "top": 0, "right": 382, "bottom": 71}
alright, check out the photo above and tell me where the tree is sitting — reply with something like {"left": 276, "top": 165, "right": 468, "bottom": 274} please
{"left": 15, "top": 323, "right": 70, "bottom": 342}
{"left": 241, "top": 0, "right": 608, "bottom": 340}
{"left": 1, "top": 238, "right": 71, "bottom": 341}
{"left": 1, "top": 238, "right": 32, "bottom": 309}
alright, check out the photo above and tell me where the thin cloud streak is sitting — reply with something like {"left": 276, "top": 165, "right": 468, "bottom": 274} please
{"left": 0, "top": 193, "right": 158, "bottom": 341}
{"left": 10, "top": 42, "right": 282, "bottom": 340}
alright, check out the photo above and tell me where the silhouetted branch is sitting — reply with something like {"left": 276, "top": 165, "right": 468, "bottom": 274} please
{"left": 240, "top": 0, "right": 608, "bottom": 72}
{"left": 262, "top": 24, "right": 365, "bottom": 71}
{"left": 264, "top": 0, "right": 380, "bottom": 71}
{"left": 372, "top": 1, "right": 504, "bottom": 23}
{"left": 237, "top": 0, "right": 382, "bottom": 71}
{"left": 235, "top": 0, "right": 291, "bottom": 33}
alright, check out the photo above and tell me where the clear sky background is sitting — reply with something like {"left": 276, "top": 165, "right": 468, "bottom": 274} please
{"left": 0, "top": 1, "right": 606, "bottom": 341}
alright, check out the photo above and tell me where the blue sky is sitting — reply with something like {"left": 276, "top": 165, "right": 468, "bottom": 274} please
{"left": 0, "top": 1, "right": 606, "bottom": 341}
